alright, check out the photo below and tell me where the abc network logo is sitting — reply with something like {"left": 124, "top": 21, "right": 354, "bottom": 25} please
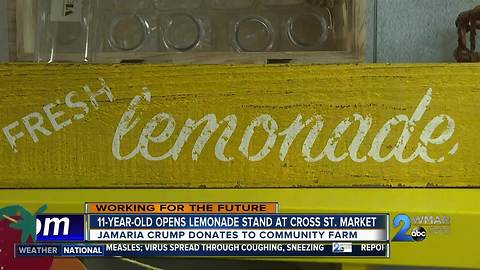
{"left": 393, "top": 214, "right": 427, "bottom": 242}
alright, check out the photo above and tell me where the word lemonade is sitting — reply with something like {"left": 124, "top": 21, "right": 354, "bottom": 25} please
{"left": 114, "top": 87, "right": 458, "bottom": 163}
{"left": 2, "top": 79, "right": 458, "bottom": 163}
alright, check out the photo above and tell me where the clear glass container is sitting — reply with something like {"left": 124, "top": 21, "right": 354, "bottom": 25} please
{"left": 29, "top": 0, "right": 366, "bottom": 63}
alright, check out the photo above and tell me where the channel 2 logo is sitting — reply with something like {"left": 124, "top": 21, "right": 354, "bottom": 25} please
{"left": 392, "top": 214, "right": 427, "bottom": 242}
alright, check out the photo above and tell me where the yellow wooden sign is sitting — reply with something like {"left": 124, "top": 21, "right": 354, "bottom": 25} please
{"left": 0, "top": 64, "right": 476, "bottom": 188}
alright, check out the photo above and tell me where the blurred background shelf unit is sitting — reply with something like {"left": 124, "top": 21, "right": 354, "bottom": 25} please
{"left": 8, "top": 0, "right": 367, "bottom": 64}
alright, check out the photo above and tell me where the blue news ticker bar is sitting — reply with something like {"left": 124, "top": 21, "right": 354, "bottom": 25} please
{"left": 16, "top": 243, "right": 389, "bottom": 257}
{"left": 36, "top": 215, "right": 85, "bottom": 242}
{"left": 89, "top": 214, "right": 387, "bottom": 229}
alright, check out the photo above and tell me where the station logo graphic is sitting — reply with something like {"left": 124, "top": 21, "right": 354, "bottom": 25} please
{"left": 392, "top": 214, "right": 451, "bottom": 242}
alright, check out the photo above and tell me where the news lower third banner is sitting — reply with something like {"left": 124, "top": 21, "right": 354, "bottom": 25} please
{"left": 17, "top": 202, "right": 390, "bottom": 258}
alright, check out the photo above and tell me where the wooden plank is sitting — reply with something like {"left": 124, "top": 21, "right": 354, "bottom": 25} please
{"left": 0, "top": 63, "right": 477, "bottom": 188}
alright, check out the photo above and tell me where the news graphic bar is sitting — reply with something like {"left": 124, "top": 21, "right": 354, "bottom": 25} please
{"left": 25, "top": 203, "right": 391, "bottom": 258}
{"left": 87, "top": 214, "right": 388, "bottom": 242}
{"left": 16, "top": 243, "right": 389, "bottom": 257}
{"left": 89, "top": 214, "right": 387, "bottom": 229}
{"left": 86, "top": 203, "right": 278, "bottom": 214}
{"left": 88, "top": 229, "right": 387, "bottom": 242}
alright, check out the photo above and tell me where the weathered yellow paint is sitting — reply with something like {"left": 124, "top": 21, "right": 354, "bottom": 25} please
{"left": 0, "top": 188, "right": 478, "bottom": 268}
{"left": 0, "top": 63, "right": 478, "bottom": 188}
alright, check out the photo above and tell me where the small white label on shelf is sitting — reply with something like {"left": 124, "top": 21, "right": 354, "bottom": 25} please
{"left": 50, "top": 0, "right": 82, "bottom": 22}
